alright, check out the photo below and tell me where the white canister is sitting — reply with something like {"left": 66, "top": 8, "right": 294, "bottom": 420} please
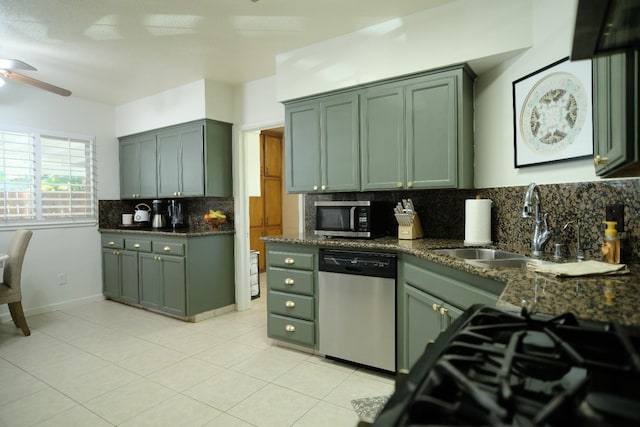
{"left": 122, "top": 213, "right": 133, "bottom": 225}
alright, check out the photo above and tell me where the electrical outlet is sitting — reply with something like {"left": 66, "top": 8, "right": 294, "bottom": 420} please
{"left": 57, "top": 272, "right": 67, "bottom": 285}
{"left": 605, "top": 203, "right": 624, "bottom": 232}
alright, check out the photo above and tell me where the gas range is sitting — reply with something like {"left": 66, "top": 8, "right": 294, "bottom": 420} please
{"left": 374, "top": 305, "right": 640, "bottom": 426}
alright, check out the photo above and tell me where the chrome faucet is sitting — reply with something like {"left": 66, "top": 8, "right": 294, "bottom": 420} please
{"left": 522, "top": 183, "right": 552, "bottom": 256}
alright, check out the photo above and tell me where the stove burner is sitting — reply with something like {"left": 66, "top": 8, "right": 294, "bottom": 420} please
{"left": 374, "top": 306, "right": 640, "bottom": 427}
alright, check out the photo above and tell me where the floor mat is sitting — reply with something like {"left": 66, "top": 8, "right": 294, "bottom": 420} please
{"left": 351, "top": 395, "right": 389, "bottom": 422}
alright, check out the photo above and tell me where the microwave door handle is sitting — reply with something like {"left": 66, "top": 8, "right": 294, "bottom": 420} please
{"left": 349, "top": 207, "right": 356, "bottom": 230}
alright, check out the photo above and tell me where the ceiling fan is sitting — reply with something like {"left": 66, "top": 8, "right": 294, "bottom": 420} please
{"left": 0, "top": 59, "right": 71, "bottom": 97}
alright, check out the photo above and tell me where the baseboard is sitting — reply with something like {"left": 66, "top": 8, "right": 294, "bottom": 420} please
{"left": 0, "top": 294, "right": 106, "bottom": 324}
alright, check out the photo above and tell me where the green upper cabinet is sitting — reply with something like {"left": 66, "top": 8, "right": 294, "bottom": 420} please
{"left": 285, "top": 92, "right": 360, "bottom": 193}
{"left": 284, "top": 64, "right": 475, "bottom": 193}
{"left": 119, "top": 133, "right": 157, "bottom": 199}
{"left": 593, "top": 50, "right": 640, "bottom": 177}
{"left": 157, "top": 124, "right": 205, "bottom": 198}
{"left": 360, "top": 84, "right": 405, "bottom": 190}
{"left": 119, "top": 119, "right": 232, "bottom": 200}
{"left": 361, "top": 67, "right": 474, "bottom": 190}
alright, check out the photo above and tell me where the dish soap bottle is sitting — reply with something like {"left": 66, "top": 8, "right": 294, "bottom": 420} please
{"left": 602, "top": 221, "right": 620, "bottom": 264}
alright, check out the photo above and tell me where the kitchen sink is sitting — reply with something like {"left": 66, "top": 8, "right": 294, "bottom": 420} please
{"left": 433, "top": 248, "right": 528, "bottom": 260}
{"left": 434, "top": 248, "right": 553, "bottom": 269}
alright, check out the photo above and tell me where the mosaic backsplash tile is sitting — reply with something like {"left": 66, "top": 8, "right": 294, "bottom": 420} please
{"left": 305, "top": 178, "right": 640, "bottom": 264}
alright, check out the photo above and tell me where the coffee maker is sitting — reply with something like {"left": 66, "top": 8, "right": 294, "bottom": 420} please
{"left": 168, "top": 199, "right": 186, "bottom": 229}
{"left": 151, "top": 199, "right": 168, "bottom": 229}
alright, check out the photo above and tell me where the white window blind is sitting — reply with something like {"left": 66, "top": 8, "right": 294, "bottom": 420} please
{"left": 0, "top": 128, "right": 97, "bottom": 225}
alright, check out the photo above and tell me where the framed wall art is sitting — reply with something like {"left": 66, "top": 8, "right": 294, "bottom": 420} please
{"left": 512, "top": 57, "right": 593, "bottom": 168}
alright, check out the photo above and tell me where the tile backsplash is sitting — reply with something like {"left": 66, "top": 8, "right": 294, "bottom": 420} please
{"left": 305, "top": 178, "right": 640, "bottom": 264}
{"left": 99, "top": 197, "right": 234, "bottom": 232}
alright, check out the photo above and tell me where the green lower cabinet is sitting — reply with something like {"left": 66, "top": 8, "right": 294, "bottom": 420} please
{"left": 101, "top": 232, "right": 235, "bottom": 319}
{"left": 398, "top": 254, "right": 499, "bottom": 371}
{"left": 265, "top": 243, "right": 318, "bottom": 349}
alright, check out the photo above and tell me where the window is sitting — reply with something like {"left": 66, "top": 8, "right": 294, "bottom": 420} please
{"left": 0, "top": 128, "right": 97, "bottom": 226}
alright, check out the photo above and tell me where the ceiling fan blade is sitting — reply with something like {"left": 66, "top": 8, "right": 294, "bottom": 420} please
{"left": 0, "top": 59, "right": 36, "bottom": 71}
{"left": 6, "top": 71, "right": 71, "bottom": 97}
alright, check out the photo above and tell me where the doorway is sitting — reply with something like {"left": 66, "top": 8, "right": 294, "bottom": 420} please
{"left": 248, "top": 127, "right": 297, "bottom": 273}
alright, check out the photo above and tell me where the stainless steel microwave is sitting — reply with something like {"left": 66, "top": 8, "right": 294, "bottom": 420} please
{"left": 314, "top": 201, "right": 385, "bottom": 238}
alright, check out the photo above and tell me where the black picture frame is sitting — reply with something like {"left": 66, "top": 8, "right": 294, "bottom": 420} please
{"left": 512, "top": 57, "right": 593, "bottom": 168}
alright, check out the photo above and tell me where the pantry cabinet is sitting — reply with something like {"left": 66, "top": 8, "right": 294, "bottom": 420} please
{"left": 397, "top": 254, "right": 500, "bottom": 370}
{"left": 285, "top": 92, "right": 360, "bottom": 193}
{"left": 119, "top": 119, "right": 232, "bottom": 199}
{"left": 101, "top": 232, "right": 235, "bottom": 319}
{"left": 593, "top": 50, "right": 640, "bottom": 177}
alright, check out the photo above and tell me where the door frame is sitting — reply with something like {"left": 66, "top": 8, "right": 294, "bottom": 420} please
{"left": 234, "top": 121, "right": 304, "bottom": 311}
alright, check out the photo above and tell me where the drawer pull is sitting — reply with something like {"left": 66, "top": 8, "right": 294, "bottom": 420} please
{"left": 285, "top": 324, "right": 296, "bottom": 333}
{"left": 285, "top": 300, "right": 296, "bottom": 308}
{"left": 284, "top": 257, "right": 295, "bottom": 265}
{"left": 439, "top": 307, "right": 448, "bottom": 315}
{"left": 134, "top": 243, "right": 140, "bottom": 248}
{"left": 284, "top": 278, "right": 295, "bottom": 285}
{"left": 432, "top": 303, "right": 440, "bottom": 311}
{"left": 108, "top": 241, "right": 115, "bottom": 246}
{"left": 163, "top": 246, "right": 171, "bottom": 252}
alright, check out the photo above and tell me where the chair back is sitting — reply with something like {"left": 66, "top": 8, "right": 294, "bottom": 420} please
{"left": 3, "top": 230, "right": 33, "bottom": 289}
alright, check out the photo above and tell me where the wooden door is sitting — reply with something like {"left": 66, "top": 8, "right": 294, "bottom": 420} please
{"left": 249, "top": 130, "right": 284, "bottom": 272}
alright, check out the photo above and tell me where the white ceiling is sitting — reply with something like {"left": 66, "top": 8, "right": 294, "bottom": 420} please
{"left": 0, "top": 0, "right": 451, "bottom": 105}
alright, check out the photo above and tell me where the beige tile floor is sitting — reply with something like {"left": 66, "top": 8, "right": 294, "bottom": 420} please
{"left": 0, "top": 275, "right": 394, "bottom": 426}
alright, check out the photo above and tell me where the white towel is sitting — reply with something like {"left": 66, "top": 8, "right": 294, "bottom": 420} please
{"left": 527, "top": 260, "right": 629, "bottom": 277}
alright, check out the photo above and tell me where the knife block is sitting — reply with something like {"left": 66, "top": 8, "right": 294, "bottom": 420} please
{"left": 398, "top": 214, "right": 423, "bottom": 240}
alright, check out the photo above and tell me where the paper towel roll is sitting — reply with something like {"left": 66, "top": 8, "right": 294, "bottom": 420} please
{"left": 464, "top": 199, "right": 492, "bottom": 246}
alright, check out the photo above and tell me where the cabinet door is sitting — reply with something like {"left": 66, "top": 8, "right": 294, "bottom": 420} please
{"left": 360, "top": 84, "right": 405, "bottom": 190}
{"left": 179, "top": 126, "right": 205, "bottom": 196}
{"left": 406, "top": 74, "right": 457, "bottom": 188}
{"left": 139, "top": 253, "right": 162, "bottom": 310}
{"left": 321, "top": 92, "right": 360, "bottom": 192}
{"left": 285, "top": 101, "right": 321, "bottom": 192}
{"left": 102, "top": 248, "right": 120, "bottom": 299}
{"left": 157, "top": 124, "right": 204, "bottom": 197}
{"left": 120, "top": 134, "right": 157, "bottom": 199}
{"left": 160, "top": 255, "right": 186, "bottom": 316}
{"left": 263, "top": 177, "right": 282, "bottom": 226}
{"left": 401, "top": 284, "right": 444, "bottom": 369}
{"left": 263, "top": 132, "right": 283, "bottom": 178}
{"left": 119, "top": 250, "right": 139, "bottom": 304}
{"left": 593, "top": 51, "right": 633, "bottom": 175}
{"left": 443, "top": 304, "right": 463, "bottom": 330}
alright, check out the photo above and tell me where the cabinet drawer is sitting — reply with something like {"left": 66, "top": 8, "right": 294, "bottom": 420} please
{"left": 102, "top": 237, "right": 124, "bottom": 249}
{"left": 268, "top": 250, "right": 314, "bottom": 270}
{"left": 268, "top": 267, "right": 314, "bottom": 295}
{"left": 153, "top": 241, "right": 185, "bottom": 256}
{"left": 268, "top": 313, "right": 314, "bottom": 347}
{"left": 268, "top": 290, "right": 314, "bottom": 320}
{"left": 125, "top": 239, "right": 152, "bottom": 252}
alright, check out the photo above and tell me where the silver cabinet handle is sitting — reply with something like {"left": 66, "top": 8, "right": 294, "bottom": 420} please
{"left": 321, "top": 185, "right": 326, "bottom": 190}
{"left": 313, "top": 185, "right": 318, "bottom": 191}
{"left": 285, "top": 325, "right": 296, "bottom": 332}
{"left": 284, "top": 257, "right": 294, "bottom": 265}
{"left": 284, "top": 278, "right": 295, "bottom": 285}
{"left": 108, "top": 241, "right": 115, "bottom": 246}
{"left": 285, "top": 300, "right": 295, "bottom": 308}
{"left": 134, "top": 243, "right": 140, "bottom": 248}
{"left": 163, "top": 246, "right": 171, "bottom": 252}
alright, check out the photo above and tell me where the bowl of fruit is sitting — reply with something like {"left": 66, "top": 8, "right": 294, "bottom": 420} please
{"left": 204, "top": 209, "right": 227, "bottom": 230}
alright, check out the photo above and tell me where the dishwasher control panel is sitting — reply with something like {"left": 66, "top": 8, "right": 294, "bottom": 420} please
{"left": 318, "top": 249, "right": 397, "bottom": 279}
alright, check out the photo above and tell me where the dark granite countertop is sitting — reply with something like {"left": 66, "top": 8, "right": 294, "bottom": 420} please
{"left": 99, "top": 227, "right": 235, "bottom": 237}
{"left": 262, "top": 233, "right": 640, "bottom": 326}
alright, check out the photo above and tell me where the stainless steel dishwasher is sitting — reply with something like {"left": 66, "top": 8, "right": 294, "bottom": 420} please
{"left": 318, "top": 248, "right": 397, "bottom": 372}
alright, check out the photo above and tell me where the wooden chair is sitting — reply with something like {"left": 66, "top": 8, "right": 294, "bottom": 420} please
{"left": 0, "top": 230, "right": 33, "bottom": 336}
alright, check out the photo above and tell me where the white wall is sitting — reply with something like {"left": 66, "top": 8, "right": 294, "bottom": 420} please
{"left": 0, "top": 83, "right": 118, "bottom": 321}
{"left": 276, "top": 0, "right": 533, "bottom": 102}
{"left": 274, "top": 0, "right": 598, "bottom": 188}
{"left": 115, "top": 79, "right": 234, "bottom": 137}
